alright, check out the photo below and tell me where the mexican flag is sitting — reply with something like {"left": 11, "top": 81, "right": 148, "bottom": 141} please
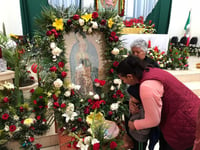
{"left": 184, "top": 10, "right": 191, "bottom": 46}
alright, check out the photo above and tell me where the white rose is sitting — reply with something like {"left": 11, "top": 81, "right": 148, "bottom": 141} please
{"left": 52, "top": 47, "right": 62, "bottom": 56}
{"left": 53, "top": 78, "right": 63, "bottom": 88}
{"left": 95, "top": 82, "right": 100, "bottom": 87}
{"left": 66, "top": 103, "right": 75, "bottom": 112}
{"left": 110, "top": 103, "right": 119, "bottom": 111}
{"left": 110, "top": 85, "right": 115, "bottom": 91}
{"left": 64, "top": 90, "right": 71, "bottom": 97}
{"left": 88, "top": 27, "right": 92, "bottom": 33}
{"left": 91, "top": 21, "right": 98, "bottom": 29}
{"left": 89, "top": 91, "right": 94, "bottom": 96}
{"left": 74, "top": 85, "right": 81, "bottom": 90}
{"left": 111, "top": 48, "right": 119, "bottom": 55}
{"left": 50, "top": 42, "right": 56, "bottom": 49}
{"left": 122, "top": 55, "right": 128, "bottom": 58}
{"left": 113, "top": 79, "right": 122, "bottom": 85}
{"left": 79, "top": 19, "right": 85, "bottom": 26}
{"left": 93, "top": 94, "right": 100, "bottom": 100}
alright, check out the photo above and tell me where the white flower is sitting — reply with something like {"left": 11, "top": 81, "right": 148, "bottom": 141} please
{"left": 91, "top": 138, "right": 99, "bottom": 145}
{"left": 95, "top": 82, "right": 100, "bottom": 87}
{"left": 111, "top": 48, "right": 119, "bottom": 55}
{"left": 110, "top": 103, "right": 119, "bottom": 111}
{"left": 13, "top": 115, "right": 19, "bottom": 121}
{"left": 122, "top": 55, "right": 128, "bottom": 58}
{"left": 160, "top": 64, "right": 164, "bottom": 68}
{"left": 53, "top": 79, "right": 63, "bottom": 88}
{"left": 4, "top": 125, "right": 9, "bottom": 131}
{"left": 84, "top": 136, "right": 92, "bottom": 145}
{"left": 3, "top": 82, "right": 14, "bottom": 89}
{"left": 113, "top": 79, "right": 122, "bottom": 85}
{"left": 48, "top": 102, "right": 53, "bottom": 108}
{"left": 52, "top": 47, "right": 62, "bottom": 56}
{"left": 50, "top": 42, "right": 56, "bottom": 49}
{"left": 64, "top": 90, "right": 71, "bottom": 97}
{"left": 77, "top": 139, "right": 89, "bottom": 150}
{"left": 80, "top": 99, "right": 84, "bottom": 102}
{"left": 88, "top": 27, "right": 92, "bottom": 33}
{"left": 93, "top": 94, "right": 100, "bottom": 100}
{"left": 79, "top": 19, "right": 85, "bottom": 26}
{"left": 89, "top": 91, "right": 94, "bottom": 96}
{"left": 87, "top": 128, "right": 92, "bottom": 134}
{"left": 110, "top": 85, "right": 115, "bottom": 91}
{"left": 91, "top": 21, "right": 98, "bottom": 29}
{"left": 62, "top": 103, "right": 78, "bottom": 123}
{"left": 6, "top": 39, "right": 17, "bottom": 48}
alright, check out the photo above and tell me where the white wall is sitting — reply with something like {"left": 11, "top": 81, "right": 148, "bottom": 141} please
{"left": 168, "top": 0, "right": 200, "bottom": 43}
{"left": 1, "top": 0, "right": 200, "bottom": 43}
{"left": 0, "top": 0, "right": 23, "bottom": 35}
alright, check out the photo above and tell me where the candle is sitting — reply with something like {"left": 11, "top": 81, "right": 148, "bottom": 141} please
{"left": 0, "top": 47, "right": 2, "bottom": 58}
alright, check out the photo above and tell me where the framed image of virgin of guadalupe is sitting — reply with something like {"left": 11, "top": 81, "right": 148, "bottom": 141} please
{"left": 64, "top": 32, "right": 106, "bottom": 96}
{"left": 95, "top": 0, "right": 125, "bottom": 16}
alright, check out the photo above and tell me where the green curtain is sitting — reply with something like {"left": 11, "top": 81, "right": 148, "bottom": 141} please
{"left": 145, "top": 0, "right": 172, "bottom": 34}
{"left": 20, "top": 0, "right": 49, "bottom": 37}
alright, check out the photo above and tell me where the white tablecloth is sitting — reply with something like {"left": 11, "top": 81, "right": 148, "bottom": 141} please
{"left": 120, "top": 34, "right": 170, "bottom": 52}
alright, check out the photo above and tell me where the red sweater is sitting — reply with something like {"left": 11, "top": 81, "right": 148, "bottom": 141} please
{"left": 138, "top": 68, "right": 200, "bottom": 150}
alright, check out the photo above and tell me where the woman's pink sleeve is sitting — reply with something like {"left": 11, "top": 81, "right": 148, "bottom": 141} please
{"left": 134, "top": 80, "right": 164, "bottom": 130}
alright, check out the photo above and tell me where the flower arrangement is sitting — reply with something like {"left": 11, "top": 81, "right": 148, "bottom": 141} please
{"left": 123, "top": 16, "right": 156, "bottom": 34}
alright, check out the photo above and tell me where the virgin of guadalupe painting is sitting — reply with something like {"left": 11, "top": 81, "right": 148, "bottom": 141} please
{"left": 64, "top": 32, "right": 105, "bottom": 96}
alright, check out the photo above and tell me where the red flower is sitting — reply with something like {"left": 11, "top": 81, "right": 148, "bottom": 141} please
{"left": 52, "top": 94, "right": 58, "bottom": 101}
{"left": 154, "top": 46, "right": 159, "bottom": 53}
{"left": 58, "top": 61, "right": 65, "bottom": 68}
{"left": 2, "top": 113, "right": 9, "bottom": 120}
{"left": 33, "top": 100, "right": 37, "bottom": 104}
{"left": 54, "top": 102, "right": 59, "bottom": 107}
{"left": 49, "top": 66, "right": 57, "bottom": 72}
{"left": 73, "top": 14, "right": 80, "bottom": 20}
{"left": 93, "top": 143, "right": 100, "bottom": 150}
{"left": 29, "top": 137, "right": 35, "bottom": 142}
{"left": 54, "top": 32, "right": 59, "bottom": 38}
{"left": 110, "top": 141, "right": 117, "bottom": 149}
{"left": 35, "top": 143, "right": 42, "bottom": 149}
{"left": 60, "top": 103, "right": 66, "bottom": 108}
{"left": 120, "top": 93, "right": 124, "bottom": 98}
{"left": 108, "top": 111, "right": 113, "bottom": 116}
{"left": 39, "top": 96, "right": 43, "bottom": 99}
{"left": 114, "top": 36, "right": 119, "bottom": 42}
{"left": 51, "top": 29, "right": 57, "bottom": 33}
{"left": 110, "top": 68, "right": 114, "bottom": 73}
{"left": 84, "top": 106, "right": 90, "bottom": 114}
{"left": 71, "top": 89, "right": 75, "bottom": 96}
{"left": 61, "top": 71, "right": 67, "bottom": 78}
{"left": 149, "top": 20, "right": 152, "bottom": 25}
{"left": 37, "top": 116, "right": 41, "bottom": 120}
{"left": 67, "top": 19, "right": 72, "bottom": 25}
{"left": 20, "top": 106, "right": 24, "bottom": 112}
{"left": 78, "top": 117, "right": 82, "bottom": 122}
{"left": 100, "top": 19, "right": 106, "bottom": 25}
{"left": 113, "top": 61, "right": 119, "bottom": 67}
{"left": 9, "top": 125, "right": 16, "bottom": 132}
{"left": 110, "top": 31, "right": 116, "bottom": 37}
{"left": 46, "top": 30, "right": 52, "bottom": 36}
{"left": 3, "top": 97, "right": 9, "bottom": 103}
{"left": 92, "top": 12, "right": 98, "bottom": 19}
{"left": 109, "top": 37, "right": 114, "bottom": 42}
{"left": 30, "top": 89, "right": 35, "bottom": 93}
{"left": 43, "top": 119, "right": 47, "bottom": 122}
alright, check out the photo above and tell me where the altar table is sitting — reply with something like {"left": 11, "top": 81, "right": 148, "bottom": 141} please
{"left": 120, "top": 34, "right": 170, "bottom": 52}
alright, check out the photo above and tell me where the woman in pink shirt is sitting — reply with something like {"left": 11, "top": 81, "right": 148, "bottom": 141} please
{"left": 116, "top": 55, "right": 200, "bottom": 150}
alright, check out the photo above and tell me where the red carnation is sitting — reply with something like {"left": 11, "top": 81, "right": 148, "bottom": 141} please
{"left": 46, "top": 30, "right": 52, "bottom": 36}
{"left": 3, "top": 97, "right": 9, "bottom": 103}
{"left": 52, "top": 94, "right": 58, "bottom": 101}
{"left": 35, "top": 143, "right": 42, "bottom": 149}
{"left": 30, "top": 89, "right": 35, "bottom": 93}
{"left": 93, "top": 143, "right": 100, "bottom": 150}
{"left": 92, "top": 12, "right": 98, "bottom": 19}
{"left": 110, "top": 68, "right": 114, "bottom": 73}
{"left": 2, "top": 113, "right": 9, "bottom": 120}
{"left": 113, "top": 61, "right": 119, "bottom": 67}
{"left": 58, "top": 61, "right": 65, "bottom": 68}
{"left": 114, "top": 36, "right": 119, "bottom": 42}
{"left": 110, "top": 31, "right": 116, "bottom": 37}
{"left": 29, "top": 137, "right": 35, "bottom": 142}
{"left": 37, "top": 116, "right": 41, "bottom": 120}
{"left": 110, "top": 141, "right": 117, "bottom": 149}
{"left": 61, "top": 71, "right": 67, "bottom": 78}
{"left": 49, "top": 66, "right": 57, "bottom": 72}
{"left": 60, "top": 103, "right": 66, "bottom": 108}
{"left": 9, "top": 125, "right": 16, "bottom": 132}
{"left": 73, "top": 14, "right": 80, "bottom": 20}
{"left": 33, "top": 100, "right": 37, "bottom": 104}
{"left": 100, "top": 19, "right": 106, "bottom": 25}
{"left": 67, "top": 19, "right": 72, "bottom": 25}
{"left": 54, "top": 32, "right": 59, "bottom": 38}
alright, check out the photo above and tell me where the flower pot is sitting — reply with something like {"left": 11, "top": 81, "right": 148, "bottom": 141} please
{"left": 19, "top": 82, "right": 38, "bottom": 100}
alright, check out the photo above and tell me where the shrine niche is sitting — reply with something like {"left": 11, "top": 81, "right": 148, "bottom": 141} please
{"left": 64, "top": 32, "right": 105, "bottom": 95}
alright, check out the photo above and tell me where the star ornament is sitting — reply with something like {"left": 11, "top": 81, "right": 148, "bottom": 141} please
{"left": 52, "top": 18, "right": 64, "bottom": 31}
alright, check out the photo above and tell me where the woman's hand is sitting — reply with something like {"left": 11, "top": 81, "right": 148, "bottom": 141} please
{"left": 129, "top": 99, "right": 139, "bottom": 114}
{"left": 128, "top": 120, "right": 136, "bottom": 131}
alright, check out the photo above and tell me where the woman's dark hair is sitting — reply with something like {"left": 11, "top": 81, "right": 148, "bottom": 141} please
{"left": 116, "top": 55, "right": 148, "bottom": 80}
